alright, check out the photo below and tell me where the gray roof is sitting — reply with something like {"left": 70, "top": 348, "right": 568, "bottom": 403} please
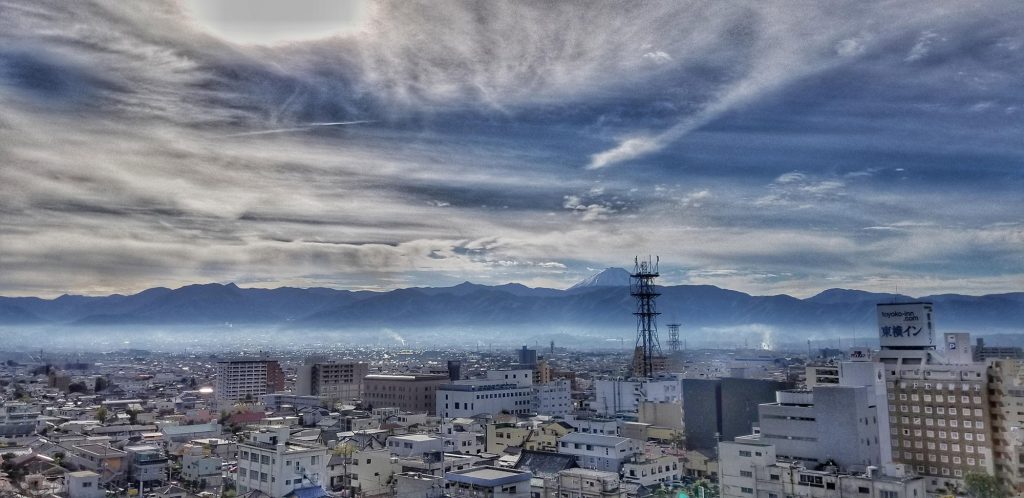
{"left": 513, "top": 450, "right": 576, "bottom": 477}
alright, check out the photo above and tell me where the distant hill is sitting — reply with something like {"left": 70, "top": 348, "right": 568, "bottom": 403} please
{"left": 0, "top": 271, "right": 1021, "bottom": 338}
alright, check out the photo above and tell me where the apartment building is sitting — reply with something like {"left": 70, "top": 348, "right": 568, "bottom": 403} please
{"left": 988, "top": 358, "right": 1024, "bottom": 494}
{"left": 556, "top": 433, "right": 641, "bottom": 473}
{"left": 236, "top": 426, "right": 328, "bottom": 498}
{"left": 214, "top": 358, "right": 285, "bottom": 402}
{"left": 295, "top": 359, "right": 369, "bottom": 402}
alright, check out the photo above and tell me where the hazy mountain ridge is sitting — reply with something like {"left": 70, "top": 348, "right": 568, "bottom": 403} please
{"left": 0, "top": 269, "right": 1021, "bottom": 334}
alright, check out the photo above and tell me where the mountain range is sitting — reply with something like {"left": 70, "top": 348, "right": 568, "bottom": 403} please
{"left": 1, "top": 269, "right": 1022, "bottom": 338}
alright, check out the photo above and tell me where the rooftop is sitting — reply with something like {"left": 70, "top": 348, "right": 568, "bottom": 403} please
{"left": 446, "top": 466, "right": 531, "bottom": 486}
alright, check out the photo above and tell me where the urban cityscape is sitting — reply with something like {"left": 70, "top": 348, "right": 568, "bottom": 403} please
{"left": 2, "top": 2, "right": 1022, "bottom": 498}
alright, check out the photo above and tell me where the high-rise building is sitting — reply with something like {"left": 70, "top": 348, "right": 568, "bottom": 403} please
{"left": 363, "top": 373, "right": 449, "bottom": 415}
{"left": 987, "top": 358, "right": 1024, "bottom": 494}
{"left": 873, "top": 303, "right": 994, "bottom": 494}
{"left": 215, "top": 358, "right": 285, "bottom": 402}
{"left": 294, "top": 359, "right": 368, "bottom": 402}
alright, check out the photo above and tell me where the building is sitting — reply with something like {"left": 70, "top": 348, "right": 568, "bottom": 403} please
{"left": 260, "top": 393, "right": 323, "bottom": 412}
{"left": 757, "top": 386, "right": 881, "bottom": 472}
{"left": 719, "top": 436, "right": 926, "bottom": 498}
{"left": 975, "top": 338, "right": 1024, "bottom": 362}
{"left": 535, "top": 379, "right": 573, "bottom": 417}
{"left": 621, "top": 454, "right": 680, "bottom": 486}
{"left": 66, "top": 470, "right": 103, "bottom": 498}
{"left": 805, "top": 365, "right": 840, "bottom": 387}
{"left": 363, "top": 374, "right": 449, "bottom": 415}
{"left": 236, "top": 426, "right": 329, "bottom": 497}
{"left": 295, "top": 360, "right": 369, "bottom": 402}
{"left": 593, "top": 377, "right": 680, "bottom": 416}
{"left": 124, "top": 445, "right": 169, "bottom": 485}
{"left": 630, "top": 347, "right": 669, "bottom": 377}
{"left": 873, "top": 303, "right": 994, "bottom": 493}
{"left": 387, "top": 434, "right": 444, "bottom": 458}
{"left": 445, "top": 466, "right": 531, "bottom": 498}
{"left": 556, "top": 433, "right": 641, "bottom": 472}
{"left": 438, "top": 380, "right": 535, "bottom": 419}
{"left": 329, "top": 447, "right": 395, "bottom": 496}
{"left": 682, "top": 377, "right": 794, "bottom": 451}
{"left": 550, "top": 468, "right": 626, "bottom": 498}
{"left": 987, "top": 358, "right": 1024, "bottom": 494}
{"left": 518, "top": 347, "right": 538, "bottom": 367}
{"left": 180, "top": 443, "right": 223, "bottom": 490}
{"left": 214, "top": 358, "right": 285, "bottom": 402}
{"left": 64, "top": 443, "right": 127, "bottom": 484}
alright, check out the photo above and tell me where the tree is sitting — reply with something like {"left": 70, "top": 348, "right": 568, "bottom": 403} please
{"left": 94, "top": 377, "right": 108, "bottom": 392}
{"left": 95, "top": 406, "right": 108, "bottom": 423}
{"left": 965, "top": 472, "right": 1006, "bottom": 498}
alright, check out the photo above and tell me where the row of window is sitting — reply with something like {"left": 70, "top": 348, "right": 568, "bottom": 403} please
{"left": 892, "top": 393, "right": 982, "bottom": 404}
{"left": 894, "top": 416, "right": 985, "bottom": 428}
{"left": 891, "top": 382, "right": 982, "bottom": 391}
{"left": 892, "top": 405, "right": 984, "bottom": 417}
{"left": 898, "top": 450, "right": 983, "bottom": 466}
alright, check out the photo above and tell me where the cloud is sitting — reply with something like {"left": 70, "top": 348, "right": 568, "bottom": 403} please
{"left": 1, "top": 0, "right": 1022, "bottom": 299}
{"left": 905, "top": 30, "right": 940, "bottom": 62}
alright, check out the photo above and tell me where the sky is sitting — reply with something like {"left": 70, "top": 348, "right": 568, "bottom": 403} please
{"left": 1, "top": 0, "right": 1022, "bottom": 298}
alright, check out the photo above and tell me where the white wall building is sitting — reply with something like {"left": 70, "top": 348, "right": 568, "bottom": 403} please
{"left": 388, "top": 434, "right": 445, "bottom": 458}
{"left": 236, "top": 426, "right": 328, "bottom": 498}
{"left": 556, "top": 433, "right": 641, "bottom": 473}
{"left": 535, "top": 379, "right": 572, "bottom": 417}
{"left": 438, "top": 381, "right": 535, "bottom": 419}
{"left": 592, "top": 377, "right": 680, "bottom": 416}
{"left": 719, "top": 436, "right": 925, "bottom": 498}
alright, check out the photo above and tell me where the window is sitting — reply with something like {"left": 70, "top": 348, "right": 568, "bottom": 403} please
{"left": 740, "top": 471, "right": 753, "bottom": 478}
{"left": 880, "top": 491, "right": 899, "bottom": 498}
{"left": 741, "top": 488, "right": 753, "bottom": 494}
{"left": 739, "top": 450, "right": 752, "bottom": 457}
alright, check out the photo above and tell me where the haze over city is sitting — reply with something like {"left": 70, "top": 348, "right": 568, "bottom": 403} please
{"left": 2, "top": 0, "right": 1022, "bottom": 300}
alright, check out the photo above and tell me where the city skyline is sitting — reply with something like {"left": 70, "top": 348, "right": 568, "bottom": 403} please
{"left": 2, "top": 1, "right": 1022, "bottom": 298}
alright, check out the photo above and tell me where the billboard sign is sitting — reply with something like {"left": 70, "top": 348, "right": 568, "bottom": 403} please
{"left": 877, "top": 302, "right": 933, "bottom": 347}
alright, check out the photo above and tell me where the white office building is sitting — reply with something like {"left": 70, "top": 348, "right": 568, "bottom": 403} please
{"left": 438, "top": 380, "right": 535, "bottom": 419}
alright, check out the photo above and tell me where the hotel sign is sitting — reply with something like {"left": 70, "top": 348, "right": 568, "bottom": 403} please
{"left": 877, "top": 302, "right": 934, "bottom": 347}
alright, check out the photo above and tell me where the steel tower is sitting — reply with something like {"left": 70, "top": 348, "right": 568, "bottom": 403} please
{"left": 666, "top": 323, "right": 681, "bottom": 353}
{"left": 631, "top": 256, "right": 662, "bottom": 378}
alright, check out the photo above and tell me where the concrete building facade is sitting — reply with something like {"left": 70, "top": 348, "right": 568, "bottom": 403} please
{"left": 363, "top": 374, "right": 448, "bottom": 415}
